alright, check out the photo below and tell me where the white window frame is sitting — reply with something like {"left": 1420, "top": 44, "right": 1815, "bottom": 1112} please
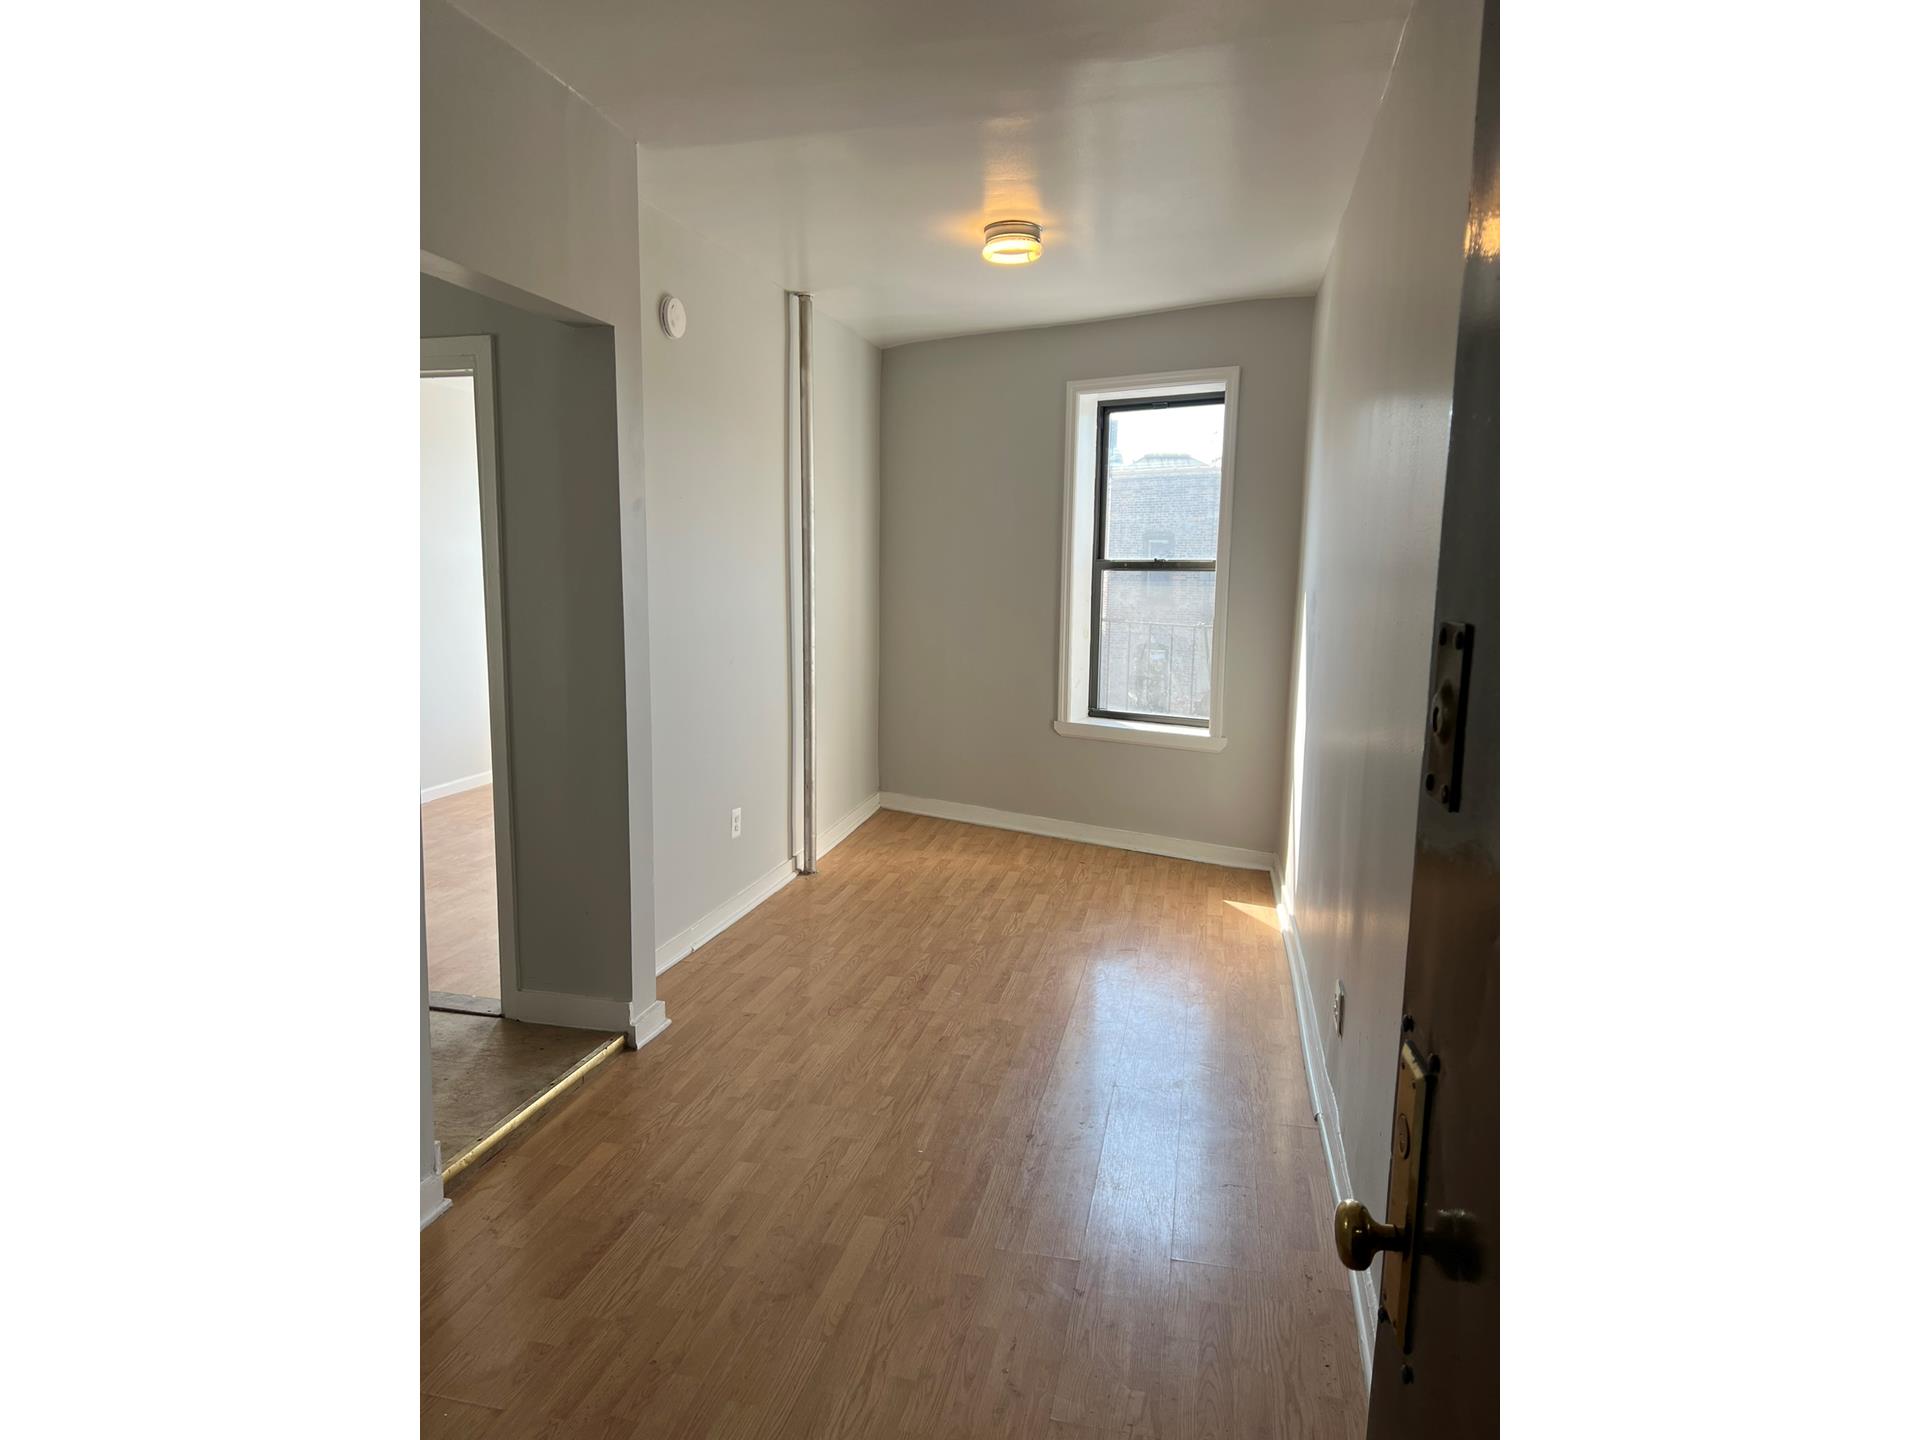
{"left": 1055, "top": 366, "right": 1239, "bottom": 753}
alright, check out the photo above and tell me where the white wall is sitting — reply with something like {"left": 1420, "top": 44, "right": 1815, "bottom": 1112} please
{"left": 879, "top": 300, "right": 1312, "bottom": 856}
{"left": 640, "top": 205, "right": 789, "bottom": 950}
{"left": 1281, "top": 0, "right": 1485, "bottom": 1262}
{"left": 812, "top": 313, "right": 883, "bottom": 836}
{"left": 640, "top": 205, "right": 883, "bottom": 959}
{"left": 422, "top": 0, "right": 656, "bottom": 1028}
{"left": 419, "top": 376, "right": 492, "bottom": 795}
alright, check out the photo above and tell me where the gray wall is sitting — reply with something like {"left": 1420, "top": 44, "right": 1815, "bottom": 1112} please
{"left": 1281, "top": 0, "right": 1484, "bottom": 1259}
{"left": 879, "top": 300, "right": 1311, "bottom": 855}
{"left": 421, "top": 275, "right": 633, "bottom": 1003}
{"left": 422, "top": 0, "right": 657, "bottom": 1018}
{"left": 419, "top": 376, "right": 492, "bottom": 794}
{"left": 641, "top": 204, "right": 884, "bottom": 954}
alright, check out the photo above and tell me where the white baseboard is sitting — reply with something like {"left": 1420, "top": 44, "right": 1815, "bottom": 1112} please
{"left": 498, "top": 989, "right": 670, "bottom": 1051}
{"left": 502, "top": 987, "right": 633, "bottom": 1034}
{"left": 652, "top": 794, "right": 883, "bottom": 978}
{"left": 420, "top": 770, "right": 492, "bottom": 804}
{"left": 1271, "top": 866, "right": 1378, "bottom": 1383}
{"left": 627, "top": 998, "right": 670, "bottom": 1050}
{"left": 655, "top": 856, "right": 797, "bottom": 976}
{"left": 819, "top": 791, "right": 881, "bottom": 859}
{"left": 420, "top": 1171, "right": 450, "bottom": 1230}
{"left": 879, "top": 792, "right": 1275, "bottom": 872}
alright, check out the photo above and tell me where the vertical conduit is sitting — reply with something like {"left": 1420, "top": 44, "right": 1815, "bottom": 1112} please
{"left": 795, "top": 292, "right": 818, "bottom": 874}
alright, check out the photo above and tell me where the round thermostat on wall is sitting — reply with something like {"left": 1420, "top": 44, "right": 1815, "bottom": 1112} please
{"left": 658, "top": 293, "right": 687, "bottom": 339}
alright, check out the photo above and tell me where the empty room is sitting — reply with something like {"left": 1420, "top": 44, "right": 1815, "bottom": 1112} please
{"left": 413, "top": 0, "right": 1498, "bottom": 1433}
{"left": 30, "top": 1, "right": 1920, "bottom": 1436}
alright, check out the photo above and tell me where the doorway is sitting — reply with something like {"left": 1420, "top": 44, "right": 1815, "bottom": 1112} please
{"left": 420, "top": 320, "right": 628, "bottom": 1190}
{"left": 419, "top": 337, "right": 516, "bottom": 1013}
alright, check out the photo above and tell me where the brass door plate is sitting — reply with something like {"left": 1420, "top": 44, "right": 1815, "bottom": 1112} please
{"left": 1381, "top": 1041, "right": 1431, "bottom": 1349}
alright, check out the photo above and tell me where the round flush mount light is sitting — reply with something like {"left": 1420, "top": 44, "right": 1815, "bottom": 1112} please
{"left": 981, "top": 219, "right": 1043, "bottom": 266}
{"left": 658, "top": 293, "right": 687, "bottom": 338}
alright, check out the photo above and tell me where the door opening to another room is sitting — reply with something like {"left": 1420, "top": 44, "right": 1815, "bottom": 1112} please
{"left": 420, "top": 312, "right": 627, "bottom": 1194}
{"left": 420, "top": 337, "right": 515, "bottom": 1013}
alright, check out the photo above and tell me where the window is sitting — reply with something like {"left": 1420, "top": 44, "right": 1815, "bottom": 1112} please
{"left": 1056, "top": 369, "right": 1238, "bottom": 752}
{"left": 1090, "top": 395, "right": 1224, "bottom": 726}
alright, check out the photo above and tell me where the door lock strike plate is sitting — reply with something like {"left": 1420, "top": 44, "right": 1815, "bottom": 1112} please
{"left": 1422, "top": 621, "right": 1474, "bottom": 811}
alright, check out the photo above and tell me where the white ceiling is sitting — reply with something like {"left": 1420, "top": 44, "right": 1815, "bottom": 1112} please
{"left": 450, "top": 0, "right": 1412, "bottom": 346}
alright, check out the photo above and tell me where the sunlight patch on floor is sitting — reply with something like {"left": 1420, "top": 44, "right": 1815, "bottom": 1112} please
{"left": 1225, "top": 898, "right": 1282, "bottom": 932}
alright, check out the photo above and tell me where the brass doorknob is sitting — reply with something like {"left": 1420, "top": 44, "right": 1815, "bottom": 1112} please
{"left": 1334, "top": 1199, "right": 1406, "bottom": 1272}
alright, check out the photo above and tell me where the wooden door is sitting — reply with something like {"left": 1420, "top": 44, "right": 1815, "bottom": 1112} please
{"left": 1365, "top": 0, "right": 1499, "bottom": 1432}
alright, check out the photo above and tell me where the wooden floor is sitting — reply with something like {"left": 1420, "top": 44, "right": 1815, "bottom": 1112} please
{"left": 424, "top": 784, "right": 501, "bottom": 1000}
{"left": 422, "top": 811, "right": 1366, "bottom": 1439}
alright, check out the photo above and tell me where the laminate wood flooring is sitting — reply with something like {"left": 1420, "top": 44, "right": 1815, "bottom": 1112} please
{"left": 423, "top": 784, "right": 501, "bottom": 1001}
{"left": 422, "top": 810, "right": 1367, "bottom": 1438}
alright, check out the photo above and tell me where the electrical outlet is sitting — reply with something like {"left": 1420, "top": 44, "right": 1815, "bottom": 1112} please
{"left": 1332, "top": 981, "right": 1346, "bottom": 1038}
{"left": 730, "top": 807, "right": 742, "bottom": 839}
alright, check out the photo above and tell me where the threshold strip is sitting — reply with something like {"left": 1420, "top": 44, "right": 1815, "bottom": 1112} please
{"left": 440, "top": 1033, "right": 625, "bottom": 1185}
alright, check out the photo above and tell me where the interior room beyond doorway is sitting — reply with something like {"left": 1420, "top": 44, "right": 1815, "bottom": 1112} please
{"left": 420, "top": 368, "right": 503, "bottom": 1010}
{"left": 421, "top": 782, "right": 501, "bottom": 1005}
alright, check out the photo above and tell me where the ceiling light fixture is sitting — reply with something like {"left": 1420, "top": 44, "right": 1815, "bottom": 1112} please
{"left": 981, "top": 219, "right": 1043, "bottom": 266}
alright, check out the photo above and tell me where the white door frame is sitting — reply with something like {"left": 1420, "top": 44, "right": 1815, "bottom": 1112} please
{"left": 421, "top": 335, "right": 518, "bottom": 1002}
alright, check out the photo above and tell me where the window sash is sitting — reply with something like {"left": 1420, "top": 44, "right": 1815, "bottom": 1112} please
{"left": 1088, "top": 394, "right": 1223, "bottom": 728}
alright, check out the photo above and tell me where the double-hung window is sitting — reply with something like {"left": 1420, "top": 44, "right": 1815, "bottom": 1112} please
{"left": 1056, "top": 369, "right": 1238, "bottom": 752}
{"left": 1089, "top": 394, "right": 1224, "bottom": 726}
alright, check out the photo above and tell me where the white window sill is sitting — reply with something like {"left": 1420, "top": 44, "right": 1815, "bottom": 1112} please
{"left": 1053, "top": 717, "right": 1228, "bottom": 753}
